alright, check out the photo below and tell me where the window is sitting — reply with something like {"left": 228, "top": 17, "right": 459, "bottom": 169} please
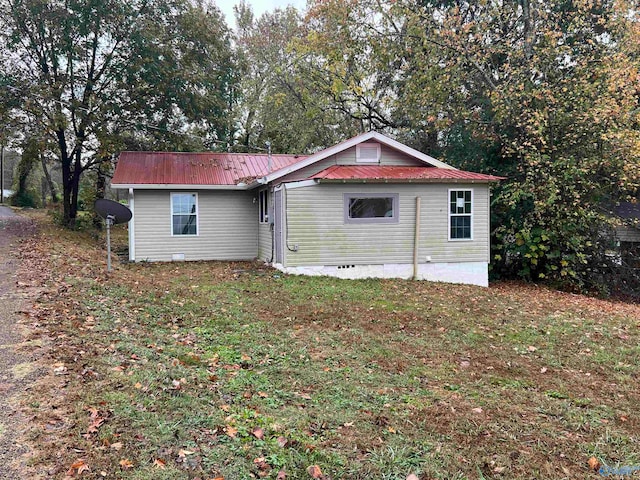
{"left": 344, "top": 193, "right": 398, "bottom": 223}
{"left": 356, "top": 143, "right": 381, "bottom": 163}
{"left": 259, "top": 189, "right": 269, "bottom": 223}
{"left": 449, "top": 189, "right": 472, "bottom": 240}
{"left": 171, "top": 193, "right": 198, "bottom": 236}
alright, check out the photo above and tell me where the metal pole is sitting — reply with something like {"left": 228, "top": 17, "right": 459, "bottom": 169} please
{"left": 1, "top": 145, "right": 4, "bottom": 204}
{"left": 106, "top": 216, "right": 113, "bottom": 272}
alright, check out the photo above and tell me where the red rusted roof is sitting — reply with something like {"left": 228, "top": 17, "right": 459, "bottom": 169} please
{"left": 112, "top": 152, "right": 308, "bottom": 186}
{"left": 310, "top": 165, "right": 504, "bottom": 182}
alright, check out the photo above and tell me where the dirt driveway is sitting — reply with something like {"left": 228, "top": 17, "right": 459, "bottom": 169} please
{"left": 0, "top": 208, "right": 39, "bottom": 478}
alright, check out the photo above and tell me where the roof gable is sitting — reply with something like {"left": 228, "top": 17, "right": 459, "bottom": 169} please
{"left": 256, "top": 132, "right": 456, "bottom": 185}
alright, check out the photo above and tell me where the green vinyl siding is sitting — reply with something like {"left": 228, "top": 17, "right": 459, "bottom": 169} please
{"left": 283, "top": 183, "right": 490, "bottom": 267}
{"left": 133, "top": 190, "right": 258, "bottom": 262}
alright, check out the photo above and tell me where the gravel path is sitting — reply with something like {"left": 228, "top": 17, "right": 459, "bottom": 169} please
{"left": 0, "top": 212, "right": 39, "bottom": 478}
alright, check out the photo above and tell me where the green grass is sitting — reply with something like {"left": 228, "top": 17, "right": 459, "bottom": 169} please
{"left": 18, "top": 216, "right": 640, "bottom": 479}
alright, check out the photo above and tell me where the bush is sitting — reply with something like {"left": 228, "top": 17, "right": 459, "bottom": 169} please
{"left": 10, "top": 189, "right": 40, "bottom": 208}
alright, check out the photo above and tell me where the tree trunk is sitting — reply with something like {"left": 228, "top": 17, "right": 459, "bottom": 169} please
{"left": 93, "top": 160, "right": 108, "bottom": 230}
{"left": 57, "top": 130, "right": 75, "bottom": 227}
{"left": 40, "top": 153, "right": 59, "bottom": 203}
{"left": 521, "top": 0, "right": 535, "bottom": 60}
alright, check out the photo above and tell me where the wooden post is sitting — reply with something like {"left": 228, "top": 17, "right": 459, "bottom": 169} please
{"left": 413, "top": 196, "right": 421, "bottom": 280}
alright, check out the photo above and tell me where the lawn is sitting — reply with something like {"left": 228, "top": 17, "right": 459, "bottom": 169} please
{"left": 16, "top": 213, "right": 640, "bottom": 479}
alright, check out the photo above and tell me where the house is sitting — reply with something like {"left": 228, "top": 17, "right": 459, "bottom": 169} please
{"left": 614, "top": 201, "right": 640, "bottom": 243}
{"left": 613, "top": 201, "right": 640, "bottom": 266}
{"left": 111, "top": 132, "right": 503, "bottom": 286}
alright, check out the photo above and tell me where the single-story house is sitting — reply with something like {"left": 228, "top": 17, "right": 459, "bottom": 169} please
{"left": 613, "top": 201, "right": 640, "bottom": 266}
{"left": 111, "top": 132, "right": 503, "bottom": 286}
{"left": 613, "top": 201, "right": 640, "bottom": 244}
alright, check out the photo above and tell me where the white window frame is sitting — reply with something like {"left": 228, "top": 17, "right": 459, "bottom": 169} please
{"left": 170, "top": 192, "right": 199, "bottom": 236}
{"left": 344, "top": 193, "right": 399, "bottom": 224}
{"left": 448, "top": 189, "right": 473, "bottom": 241}
{"left": 258, "top": 189, "right": 269, "bottom": 224}
{"left": 356, "top": 143, "right": 381, "bottom": 163}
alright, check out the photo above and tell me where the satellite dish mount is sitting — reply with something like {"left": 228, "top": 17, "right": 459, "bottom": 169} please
{"left": 94, "top": 199, "right": 133, "bottom": 272}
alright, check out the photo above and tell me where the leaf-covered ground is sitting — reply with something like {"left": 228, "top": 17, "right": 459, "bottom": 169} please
{"left": 16, "top": 213, "right": 640, "bottom": 479}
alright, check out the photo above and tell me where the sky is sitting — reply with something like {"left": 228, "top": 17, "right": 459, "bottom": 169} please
{"left": 217, "top": 0, "right": 307, "bottom": 29}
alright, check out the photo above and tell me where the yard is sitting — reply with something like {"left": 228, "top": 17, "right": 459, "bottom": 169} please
{"left": 15, "top": 213, "right": 640, "bottom": 479}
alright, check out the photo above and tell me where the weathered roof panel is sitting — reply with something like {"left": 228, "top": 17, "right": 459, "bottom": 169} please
{"left": 310, "top": 165, "right": 505, "bottom": 182}
{"left": 112, "top": 152, "right": 308, "bottom": 186}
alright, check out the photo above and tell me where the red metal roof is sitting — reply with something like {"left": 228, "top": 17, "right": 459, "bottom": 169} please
{"left": 112, "top": 152, "right": 308, "bottom": 186}
{"left": 310, "top": 165, "right": 504, "bottom": 182}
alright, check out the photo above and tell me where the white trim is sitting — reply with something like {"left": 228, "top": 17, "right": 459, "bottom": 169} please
{"left": 111, "top": 183, "right": 250, "bottom": 190}
{"left": 272, "top": 262, "right": 489, "bottom": 287}
{"left": 356, "top": 143, "right": 381, "bottom": 163}
{"left": 255, "top": 131, "right": 456, "bottom": 186}
{"left": 283, "top": 179, "right": 318, "bottom": 190}
{"left": 170, "top": 192, "right": 199, "bottom": 236}
{"left": 448, "top": 188, "right": 474, "bottom": 241}
{"left": 128, "top": 188, "right": 135, "bottom": 261}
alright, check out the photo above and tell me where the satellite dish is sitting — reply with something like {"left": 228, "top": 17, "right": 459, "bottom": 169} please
{"left": 94, "top": 199, "right": 132, "bottom": 272}
{"left": 95, "top": 199, "right": 132, "bottom": 224}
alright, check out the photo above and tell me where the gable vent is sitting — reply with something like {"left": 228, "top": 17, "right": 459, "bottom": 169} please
{"left": 356, "top": 143, "right": 381, "bottom": 163}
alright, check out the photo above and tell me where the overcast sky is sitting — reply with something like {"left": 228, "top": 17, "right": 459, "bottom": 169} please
{"left": 217, "top": 0, "right": 307, "bottom": 29}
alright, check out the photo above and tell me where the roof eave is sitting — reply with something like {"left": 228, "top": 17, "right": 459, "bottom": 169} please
{"left": 110, "top": 183, "right": 251, "bottom": 190}
{"left": 315, "top": 178, "right": 501, "bottom": 184}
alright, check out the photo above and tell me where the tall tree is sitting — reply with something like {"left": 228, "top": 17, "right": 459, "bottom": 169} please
{"left": 234, "top": 1, "right": 357, "bottom": 153}
{"left": 0, "top": 0, "right": 237, "bottom": 226}
{"left": 396, "top": 0, "right": 640, "bottom": 291}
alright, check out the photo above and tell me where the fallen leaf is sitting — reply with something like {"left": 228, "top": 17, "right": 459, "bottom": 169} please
{"left": 307, "top": 465, "right": 323, "bottom": 479}
{"left": 276, "top": 436, "right": 288, "bottom": 448}
{"left": 171, "top": 379, "right": 182, "bottom": 390}
{"left": 252, "top": 427, "right": 265, "bottom": 440}
{"left": 153, "top": 458, "right": 166, "bottom": 469}
{"left": 406, "top": 475, "right": 419, "bottom": 480}
{"left": 110, "top": 442, "right": 123, "bottom": 451}
{"left": 53, "top": 363, "right": 67, "bottom": 374}
{"left": 540, "top": 367, "right": 548, "bottom": 373}
{"left": 588, "top": 457, "right": 600, "bottom": 471}
{"left": 220, "top": 404, "right": 230, "bottom": 412}
{"left": 66, "top": 459, "right": 90, "bottom": 476}
{"left": 178, "top": 449, "right": 195, "bottom": 457}
{"left": 253, "top": 457, "right": 269, "bottom": 469}
{"left": 225, "top": 425, "right": 238, "bottom": 438}
{"left": 277, "top": 470, "right": 286, "bottom": 479}
{"left": 528, "top": 345, "right": 538, "bottom": 352}
{"left": 119, "top": 459, "right": 134, "bottom": 469}
{"left": 472, "top": 407, "right": 483, "bottom": 414}
{"left": 258, "top": 391, "right": 269, "bottom": 398}
{"left": 134, "top": 382, "right": 142, "bottom": 389}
